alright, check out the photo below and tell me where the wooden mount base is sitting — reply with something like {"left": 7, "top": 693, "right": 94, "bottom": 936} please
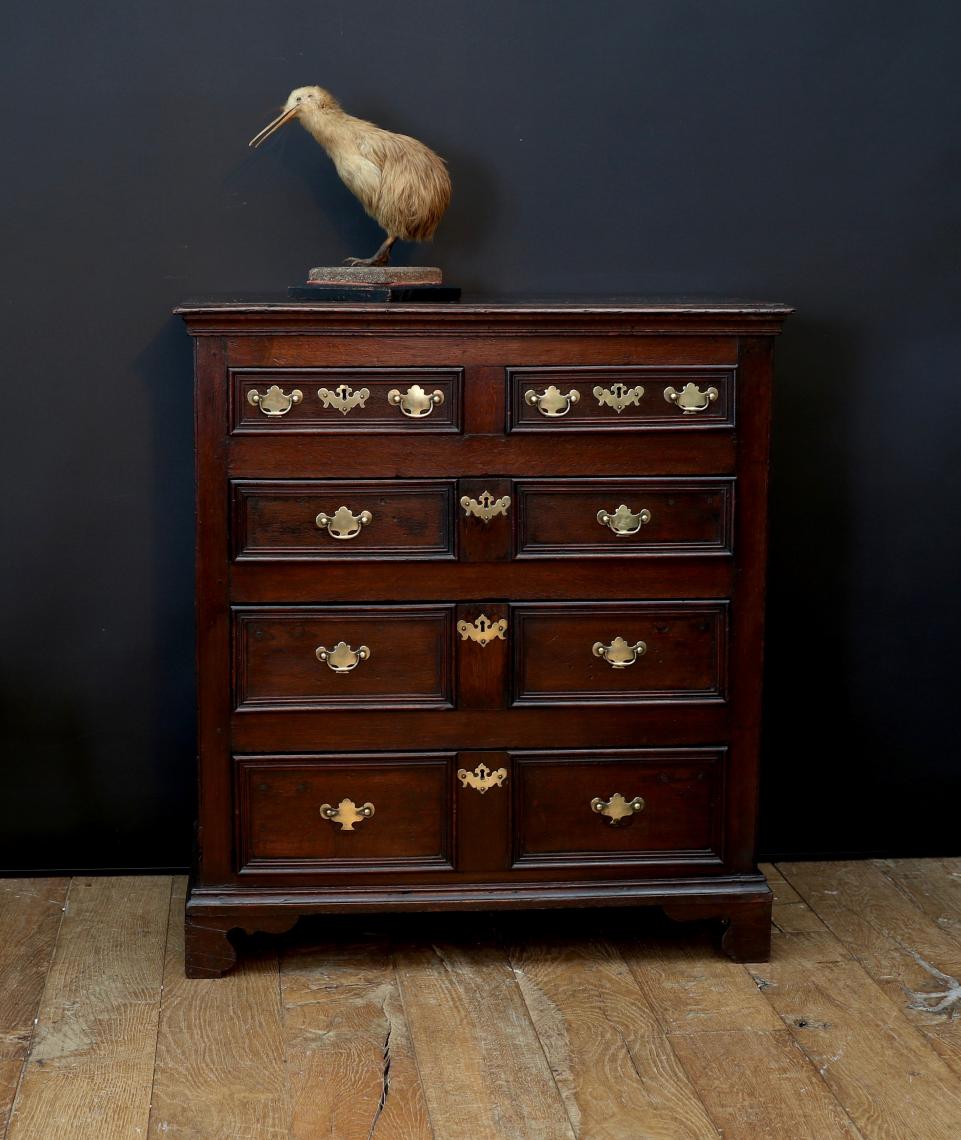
{"left": 184, "top": 878, "right": 772, "bottom": 977}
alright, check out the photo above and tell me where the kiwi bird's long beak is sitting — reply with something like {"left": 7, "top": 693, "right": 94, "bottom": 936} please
{"left": 249, "top": 105, "right": 300, "bottom": 148}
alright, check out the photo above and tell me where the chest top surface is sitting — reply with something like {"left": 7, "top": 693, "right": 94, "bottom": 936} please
{"left": 176, "top": 295, "right": 792, "bottom": 336}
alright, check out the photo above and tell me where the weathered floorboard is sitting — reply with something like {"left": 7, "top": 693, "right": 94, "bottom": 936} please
{"left": 147, "top": 877, "right": 288, "bottom": 1139}
{"left": 505, "top": 930, "right": 718, "bottom": 1139}
{"left": 747, "top": 909, "right": 961, "bottom": 1140}
{"left": 393, "top": 930, "right": 576, "bottom": 1140}
{"left": 7, "top": 876, "right": 169, "bottom": 1140}
{"left": 616, "top": 918, "right": 861, "bottom": 1138}
{"left": 781, "top": 859, "right": 961, "bottom": 1076}
{"left": 280, "top": 929, "right": 432, "bottom": 1140}
{"left": 0, "top": 878, "right": 69, "bottom": 1132}
{"left": 876, "top": 857, "right": 961, "bottom": 948}
{"left": 667, "top": 1030, "right": 863, "bottom": 1139}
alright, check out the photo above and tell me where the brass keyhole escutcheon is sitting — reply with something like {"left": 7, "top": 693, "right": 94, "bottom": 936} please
{"left": 315, "top": 641, "right": 370, "bottom": 673}
{"left": 460, "top": 491, "right": 511, "bottom": 522}
{"left": 592, "top": 637, "right": 646, "bottom": 668}
{"left": 457, "top": 614, "right": 508, "bottom": 646}
{"left": 320, "top": 798, "right": 375, "bottom": 830}
{"left": 524, "top": 385, "right": 581, "bottom": 418}
{"left": 317, "top": 384, "right": 370, "bottom": 415}
{"left": 387, "top": 384, "right": 445, "bottom": 418}
{"left": 316, "top": 506, "right": 373, "bottom": 540}
{"left": 457, "top": 764, "right": 508, "bottom": 794}
{"left": 596, "top": 504, "right": 652, "bottom": 536}
{"left": 593, "top": 383, "right": 644, "bottom": 413}
{"left": 663, "top": 382, "right": 718, "bottom": 414}
{"left": 591, "top": 793, "right": 645, "bottom": 825}
{"left": 247, "top": 385, "right": 303, "bottom": 417}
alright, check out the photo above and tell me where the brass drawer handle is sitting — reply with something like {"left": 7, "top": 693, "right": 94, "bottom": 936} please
{"left": 320, "top": 798, "right": 375, "bottom": 830}
{"left": 664, "top": 382, "right": 718, "bottom": 414}
{"left": 315, "top": 505, "right": 373, "bottom": 540}
{"left": 593, "top": 383, "right": 644, "bottom": 413}
{"left": 317, "top": 383, "right": 370, "bottom": 415}
{"left": 457, "top": 614, "right": 507, "bottom": 646}
{"left": 596, "top": 504, "right": 651, "bottom": 536}
{"left": 592, "top": 637, "right": 646, "bottom": 668}
{"left": 457, "top": 763, "right": 508, "bottom": 794}
{"left": 525, "top": 385, "right": 581, "bottom": 418}
{"left": 591, "top": 793, "right": 645, "bottom": 825}
{"left": 387, "top": 384, "right": 445, "bottom": 418}
{"left": 460, "top": 491, "right": 511, "bottom": 522}
{"left": 246, "top": 384, "right": 303, "bottom": 417}
{"left": 315, "top": 641, "right": 370, "bottom": 673}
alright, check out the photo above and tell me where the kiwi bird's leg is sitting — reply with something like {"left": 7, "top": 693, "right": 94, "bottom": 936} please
{"left": 344, "top": 235, "right": 397, "bottom": 268}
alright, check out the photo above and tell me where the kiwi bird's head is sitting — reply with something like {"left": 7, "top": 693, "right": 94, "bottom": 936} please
{"left": 248, "top": 86, "right": 341, "bottom": 147}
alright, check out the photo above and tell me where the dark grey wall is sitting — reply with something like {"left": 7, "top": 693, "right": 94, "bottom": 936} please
{"left": 3, "top": 1, "right": 959, "bottom": 870}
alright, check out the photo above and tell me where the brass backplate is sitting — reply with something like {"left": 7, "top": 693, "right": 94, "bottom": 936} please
{"left": 246, "top": 385, "right": 303, "bottom": 417}
{"left": 320, "top": 798, "right": 375, "bottom": 830}
{"left": 664, "top": 382, "right": 719, "bottom": 414}
{"left": 591, "top": 793, "right": 645, "bottom": 825}
{"left": 387, "top": 384, "right": 445, "bottom": 418}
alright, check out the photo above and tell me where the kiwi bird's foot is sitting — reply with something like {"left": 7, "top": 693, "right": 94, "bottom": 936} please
{"left": 344, "top": 235, "right": 397, "bottom": 268}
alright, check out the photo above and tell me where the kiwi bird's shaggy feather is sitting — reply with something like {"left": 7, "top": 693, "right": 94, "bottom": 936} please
{"left": 288, "top": 87, "right": 451, "bottom": 244}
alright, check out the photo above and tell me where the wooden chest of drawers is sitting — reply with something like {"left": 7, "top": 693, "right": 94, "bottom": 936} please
{"left": 177, "top": 297, "right": 790, "bottom": 977}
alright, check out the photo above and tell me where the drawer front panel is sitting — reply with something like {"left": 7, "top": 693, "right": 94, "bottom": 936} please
{"left": 232, "top": 368, "right": 462, "bottom": 433}
{"left": 233, "top": 479, "right": 456, "bottom": 560}
{"left": 236, "top": 754, "right": 453, "bottom": 873}
{"left": 514, "top": 478, "right": 734, "bottom": 557}
{"left": 513, "top": 749, "right": 724, "bottom": 866}
{"left": 234, "top": 606, "right": 454, "bottom": 710}
{"left": 512, "top": 601, "right": 727, "bottom": 705}
{"left": 508, "top": 367, "right": 734, "bottom": 431}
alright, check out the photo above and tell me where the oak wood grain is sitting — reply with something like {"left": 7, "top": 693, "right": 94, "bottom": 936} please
{"left": 504, "top": 930, "right": 719, "bottom": 1139}
{"left": 615, "top": 922, "right": 782, "bottom": 1035}
{"left": 148, "top": 878, "right": 288, "bottom": 1139}
{"left": 667, "top": 1030, "right": 862, "bottom": 1140}
{"left": 8, "top": 877, "right": 169, "bottom": 1140}
{"left": 747, "top": 907, "right": 961, "bottom": 1139}
{"left": 780, "top": 860, "right": 961, "bottom": 1077}
{"left": 0, "top": 879, "right": 69, "bottom": 1063}
{"left": 875, "top": 857, "right": 961, "bottom": 948}
{"left": 280, "top": 932, "right": 432, "bottom": 1140}
{"left": 393, "top": 934, "right": 576, "bottom": 1139}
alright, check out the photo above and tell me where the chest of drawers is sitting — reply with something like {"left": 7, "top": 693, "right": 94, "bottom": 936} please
{"left": 177, "top": 296, "right": 790, "bottom": 977}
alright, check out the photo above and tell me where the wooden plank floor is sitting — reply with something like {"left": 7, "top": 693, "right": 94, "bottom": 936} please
{"left": 2, "top": 861, "right": 961, "bottom": 1138}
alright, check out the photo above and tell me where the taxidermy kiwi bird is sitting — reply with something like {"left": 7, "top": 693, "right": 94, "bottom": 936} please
{"left": 249, "top": 86, "right": 451, "bottom": 267}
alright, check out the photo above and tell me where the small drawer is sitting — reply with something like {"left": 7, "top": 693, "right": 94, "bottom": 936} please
{"left": 236, "top": 753, "right": 454, "bottom": 873}
{"left": 234, "top": 605, "right": 454, "bottom": 710}
{"left": 508, "top": 367, "right": 734, "bottom": 431}
{"left": 514, "top": 478, "right": 734, "bottom": 557}
{"left": 232, "top": 368, "right": 462, "bottom": 433}
{"left": 512, "top": 601, "right": 727, "bottom": 705}
{"left": 232, "top": 479, "right": 456, "bottom": 561}
{"left": 512, "top": 749, "right": 724, "bottom": 867}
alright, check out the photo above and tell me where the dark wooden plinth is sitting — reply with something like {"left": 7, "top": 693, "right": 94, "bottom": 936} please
{"left": 184, "top": 878, "right": 773, "bottom": 977}
{"left": 287, "top": 283, "right": 461, "bottom": 302}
